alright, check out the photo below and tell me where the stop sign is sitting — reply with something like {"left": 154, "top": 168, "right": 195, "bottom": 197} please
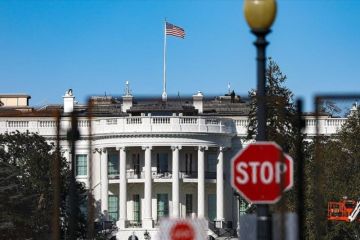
{"left": 158, "top": 219, "right": 207, "bottom": 240}
{"left": 231, "top": 142, "right": 293, "bottom": 204}
{"left": 170, "top": 222, "right": 195, "bottom": 240}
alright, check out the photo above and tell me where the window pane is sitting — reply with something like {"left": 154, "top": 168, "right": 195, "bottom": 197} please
{"left": 133, "top": 154, "right": 140, "bottom": 175}
{"left": 157, "top": 153, "right": 168, "bottom": 173}
{"left": 76, "top": 154, "right": 87, "bottom": 176}
{"left": 157, "top": 194, "right": 169, "bottom": 219}
{"left": 208, "top": 194, "right": 216, "bottom": 221}
{"left": 79, "top": 195, "right": 88, "bottom": 218}
{"left": 133, "top": 194, "right": 141, "bottom": 222}
{"left": 186, "top": 194, "right": 193, "bottom": 217}
{"left": 108, "top": 153, "right": 119, "bottom": 175}
{"left": 207, "top": 153, "right": 217, "bottom": 173}
{"left": 185, "top": 154, "right": 193, "bottom": 174}
{"left": 108, "top": 195, "right": 119, "bottom": 221}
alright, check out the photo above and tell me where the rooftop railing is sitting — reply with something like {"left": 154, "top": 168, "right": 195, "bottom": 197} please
{"left": 0, "top": 116, "right": 234, "bottom": 136}
{"left": 0, "top": 115, "right": 349, "bottom": 137}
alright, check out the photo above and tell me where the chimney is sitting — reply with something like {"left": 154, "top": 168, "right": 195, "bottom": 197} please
{"left": 63, "top": 89, "right": 75, "bottom": 113}
{"left": 348, "top": 102, "right": 358, "bottom": 117}
{"left": 193, "top": 91, "right": 204, "bottom": 114}
{"left": 122, "top": 81, "right": 133, "bottom": 113}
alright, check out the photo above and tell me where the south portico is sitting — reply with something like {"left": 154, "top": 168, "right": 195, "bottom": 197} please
{"left": 91, "top": 141, "right": 229, "bottom": 231}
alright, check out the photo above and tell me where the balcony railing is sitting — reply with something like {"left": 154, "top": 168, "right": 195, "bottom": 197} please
{"left": 126, "top": 170, "right": 173, "bottom": 179}
{"left": 205, "top": 171, "right": 217, "bottom": 179}
{"left": 0, "top": 115, "right": 350, "bottom": 137}
{"left": 126, "top": 220, "right": 142, "bottom": 228}
{"left": 152, "top": 170, "right": 172, "bottom": 179}
{"left": 180, "top": 171, "right": 217, "bottom": 179}
{"left": 126, "top": 170, "right": 143, "bottom": 179}
{"left": 110, "top": 170, "right": 219, "bottom": 180}
{"left": 0, "top": 116, "right": 234, "bottom": 136}
{"left": 108, "top": 173, "right": 120, "bottom": 179}
{"left": 180, "top": 171, "right": 198, "bottom": 179}
{"left": 209, "top": 220, "right": 236, "bottom": 238}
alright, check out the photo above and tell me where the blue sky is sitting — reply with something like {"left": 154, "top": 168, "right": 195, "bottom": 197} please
{"left": 0, "top": 0, "right": 359, "bottom": 111}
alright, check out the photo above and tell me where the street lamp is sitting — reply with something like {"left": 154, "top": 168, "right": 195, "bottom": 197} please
{"left": 243, "top": 0, "right": 277, "bottom": 240}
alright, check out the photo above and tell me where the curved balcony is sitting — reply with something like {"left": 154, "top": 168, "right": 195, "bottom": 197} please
{"left": 0, "top": 116, "right": 236, "bottom": 137}
{"left": 94, "top": 116, "right": 235, "bottom": 136}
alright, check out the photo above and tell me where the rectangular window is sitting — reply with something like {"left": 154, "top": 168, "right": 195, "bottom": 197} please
{"left": 208, "top": 194, "right": 216, "bottom": 221}
{"left": 185, "top": 194, "right": 193, "bottom": 217}
{"left": 108, "top": 153, "right": 119, "bottom": 176}
{"left": 207, "top": 153, "right": 217, "bottom": 173}
{"left": 132, "top": 153, "right": 140, "bottom": 176}
{"left": 185, "top": 153, "right": 193, "bottom": 174}
{"left": 108, "top": 195, "right": 119, "bottom": 221}
{"left": 157, "top": 193, "right": 169, "bottom": 219}
{"left": 157, "top": 153, "right": 168, "bottom": 173}
{"left": 133, "top": 194, "right": 141, "bottom": 223}
{"left": 79, "top": 194, "right": 88, "bottom": 218}
{"left": 76, "top": 154, "right": 87, "bottom": 176}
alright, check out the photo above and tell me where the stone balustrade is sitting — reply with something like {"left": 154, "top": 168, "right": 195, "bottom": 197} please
{"left": 0, "top": 116, "right": 234, "bottom": 136}
{"left": 233, "top": 117, "right": 347, "bottom": 136}
{"left": 0, "top": 116, "right": 349, "bottom": 137}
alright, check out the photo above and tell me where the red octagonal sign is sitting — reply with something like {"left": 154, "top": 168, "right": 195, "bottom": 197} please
{"left": 170, "top": 222, "right": 195, "bottom": 240}
{"left": 231, "top": 142, "right": 293, "bottom": 204}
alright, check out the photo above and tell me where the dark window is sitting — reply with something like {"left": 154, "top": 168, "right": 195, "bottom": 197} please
{"left": 207, "top": 153, "right": 217, "bottom": 173}
{"left": 133, "top": 194, "right": 141, "bottom": 223}
{"left": 132, "top": 153, "right": 140, "bottom": 175}
{"left": 208, "top": 194, "right": 216, "bottom": 221}
{"left": 108, "top": 153, "right": 119, "bottom": 175}
{"left": 157, "top": 153, "right": 168, "bottom": 173}
{"left": 185, "top": 153, "right": 193, "bottom": 174}
{"left": 186, "top": 194, "right": 193, "bottom": 217}
{"left": 157, "top": 193, "right": 169, "bottom": 219}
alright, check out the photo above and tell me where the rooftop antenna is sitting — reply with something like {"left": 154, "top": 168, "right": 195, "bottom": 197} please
{"left": 177, "top": 91, "right": 182, "bottom": 105}
{"left": 125, "top": 81, "right": 132, "bottom": 96}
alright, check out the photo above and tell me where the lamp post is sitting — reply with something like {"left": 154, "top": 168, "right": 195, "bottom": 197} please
{"left": 243, "top": 0, "right": 277, "bottom": 240}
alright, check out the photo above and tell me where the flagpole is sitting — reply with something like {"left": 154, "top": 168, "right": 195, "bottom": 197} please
{"left": 162, "top": 19, "right": 167, "bottom": 102}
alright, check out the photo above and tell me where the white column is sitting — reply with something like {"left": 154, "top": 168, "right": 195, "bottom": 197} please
{"left": 117, "top": 146, "right": 127, "bottom": 228}
{"left": 171, "top": 146, "right": 181, "bottom": 218}
{"left": 216, "top": 147, "right": 225, "bottom": 224}
{"left": 197, "top": 146, "right": 206, "bottom": 218}
{"left": 100, "top": 148, "right": 109, "bottom": 220}
{"left": 142, "top": 146, "right": 153, "bottom": 228}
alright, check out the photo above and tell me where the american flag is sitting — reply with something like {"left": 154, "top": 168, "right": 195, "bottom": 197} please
{"left": 166, "top": 22, "right": 185, "bottom": 39}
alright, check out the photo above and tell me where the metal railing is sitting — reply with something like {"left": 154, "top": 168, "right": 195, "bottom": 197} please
{"left": 126, "top": 220, "right": 142, "bottom": 228}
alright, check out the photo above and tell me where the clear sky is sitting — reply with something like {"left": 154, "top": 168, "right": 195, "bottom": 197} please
{"left": 0, "top": 0, "right": 359, "bottom": 111}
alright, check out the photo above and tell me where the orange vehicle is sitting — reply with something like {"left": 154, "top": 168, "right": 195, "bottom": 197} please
{"left": 328, "top": 198, "right": 360, "bottom": 222}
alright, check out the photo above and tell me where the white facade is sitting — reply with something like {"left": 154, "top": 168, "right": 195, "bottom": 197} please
{"left": 0, "top": 91, "right": 347, "bottom": 240}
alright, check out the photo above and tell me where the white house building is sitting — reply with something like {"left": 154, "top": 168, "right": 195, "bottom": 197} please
{"left": 0, "top": 89, "right": 349, "bottom": 240}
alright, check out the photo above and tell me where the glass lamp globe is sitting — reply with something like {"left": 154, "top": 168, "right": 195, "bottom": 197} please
{"left": 244, "top": 0, "right": 277, "bottom": 31}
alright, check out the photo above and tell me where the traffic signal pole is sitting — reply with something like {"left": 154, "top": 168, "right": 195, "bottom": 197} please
{"left": 254, "top": 29, "right": 272, "bottom": 240}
